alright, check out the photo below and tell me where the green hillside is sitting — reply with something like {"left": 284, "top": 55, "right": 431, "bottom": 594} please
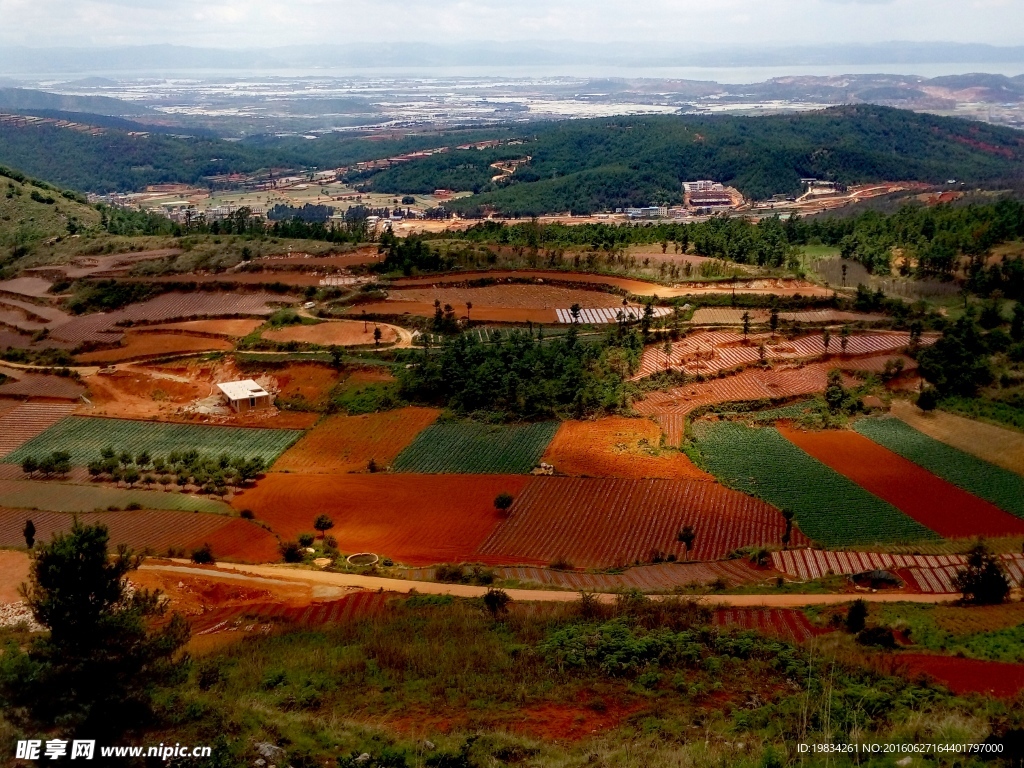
{"left": 0, "top": 166, "right": 101, "bottom": 262}
{"left": 363, "top": 105, "right": 1024, "bottom": 214}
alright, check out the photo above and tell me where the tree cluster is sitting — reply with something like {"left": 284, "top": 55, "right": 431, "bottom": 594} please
{"left": 85, "top": 447, "right": 266, "bottom": 496}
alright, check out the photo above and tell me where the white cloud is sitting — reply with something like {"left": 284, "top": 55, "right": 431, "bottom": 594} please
{"left": 0, "top": 0, "right": 1018, "bottom": 48}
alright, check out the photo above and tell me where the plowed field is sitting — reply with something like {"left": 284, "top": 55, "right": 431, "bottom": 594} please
{"left": 476, "top": 477, "right": 807, "bottom": 568}
{"left": 273, "top": 363, "right": 342, "bottom": 406}
{"left": 262, "top": 320, "right": 399, "bottom": 346}
{"left": 189, "top": 517, "right": 281, "bottom": 562}
{"left": 897, "top": 654, "right": 1024, "bottom": 698}
{"left": 713, "top": 608, "right": 821, "bottom": 642}
{"left": 780, "top": 426, "right": 1024, "bottom": 538}
{"left": 144, "top": 318, "right": 265, "bottom": 337}
{"left": 76, "top": 332, "right": 233, "bottom": 363}
{"left": 232, "top": 473, "right": 531, "bottom": 565}
{"left": 273, "top": 407, "right": 440, "bottom": 473}
{"left": 190, "top": 591, "right": 391, "bottom": 635}
{"left": 540, "top": 417, "right": 709, "bottom": 479}
{"left": 0, "top": 507, "right": 274, "bottom": 562}
{"left": 0, "top": 403, "right": 78, "bottom": 457}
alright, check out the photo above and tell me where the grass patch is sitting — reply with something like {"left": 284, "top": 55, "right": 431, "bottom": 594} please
{"left": 393, "top": 420, "right": 559, "bottom": 474}
{"left": 939, "top": 396, "right": 1024, "bottom": 433}
{"left": 0, "top": 479, "right": 229, "bottom": 514}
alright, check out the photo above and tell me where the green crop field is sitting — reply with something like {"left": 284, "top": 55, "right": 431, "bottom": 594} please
{"left": 691, "top": 421, "right": 939, "bottom": 547}
{"left": 0, "top": 478, "right": 230, "bottom": 514}
{"left": 3, "top": 417, "right": 302, "bottom": 466}
{"left": 393, "top": 420, "right": 559, "bottom": 474}
{"left": 855, "top": 417, "right": 1024, "bottom": 519}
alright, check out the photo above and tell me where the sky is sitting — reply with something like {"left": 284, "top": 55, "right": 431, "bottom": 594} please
{"left": 0, "top": 0, "right": 1019, "bottom": 49}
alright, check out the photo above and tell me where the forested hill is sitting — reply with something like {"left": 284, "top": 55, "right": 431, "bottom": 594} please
{"left": 0, "top": 103, "right": 1022, "bottom": 210}
{"left": 373, "top": 106, "right": 1024, "bottom": 215}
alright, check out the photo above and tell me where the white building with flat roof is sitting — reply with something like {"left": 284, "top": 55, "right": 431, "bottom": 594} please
{"left": 217, "top": 380, "right": 273, "bottom": 413}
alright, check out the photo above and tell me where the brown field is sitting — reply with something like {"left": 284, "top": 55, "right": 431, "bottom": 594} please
{"left": 142, "top": 272, "right": 322, "bottom": 287}
{"left": 231, "top": 473, "right": 533, "bottom": 565}
{"left": 273, "top": 407, "right": 440, "bottom": 473}
{"left": 0, "top": 369, "right": 86, "bottom": 400}
{"left": 144, "top": 318, "right": 265, "bottom": 338}
{"left": 540, "top": 417, "right": 711, "bottom": 479}
{"left": 0, "top": 549, "right": 29, "bottom": 602}
{"left": 891, "top": 399, "right": 1024, "bottom": 476}
{"left": 76, "top": 332, "right": 234, "bottom": 363}
{"left": 477, "top": 477, "right": 808, "bottom": 568}
{"left": 0, "top": 403, "right": 77, "bottom": 458}
{"left": 82, "top": 367, "right": 210, "bottom": 420}
{"left": 263, "top": 320, "right": 398, "bottom": 347}
{"left": 273, "top": 362, "right": 342, "bottom": 405}
{"left": 351, "top": 301, "right": 557, "bottom": 323}
{"left": 391, "top": 269, "right": 664, "bottom": 295}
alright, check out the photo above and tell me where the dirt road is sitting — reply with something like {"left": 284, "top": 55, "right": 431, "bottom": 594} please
{"left": 141, "top": 561, "right": 960, "bottom": 607}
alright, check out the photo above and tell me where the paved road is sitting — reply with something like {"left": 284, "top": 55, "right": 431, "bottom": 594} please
{"left": 141, "top": 561, "right": 961, "bottom": 607}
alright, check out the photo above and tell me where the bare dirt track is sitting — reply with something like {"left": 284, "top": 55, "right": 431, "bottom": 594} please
{"left": 0, "top": 549, "right": 29, "bottom": 602}
{"left": 272, "top": 407, "right": 440, "bottom": 474}
{"left": 779, "top": 426, "right": 1024, "bottom": 538}
{"left": 139, "top": 560, "right": 961, "bottom": 607}
{"left": 231, "top": 473, "right": 533, "bottom": 565}
{"left": 541, "top": 417, "right": 710, "bottom": 479}
{"left": 262, "top": 320, "right": 399, "bottom": 347}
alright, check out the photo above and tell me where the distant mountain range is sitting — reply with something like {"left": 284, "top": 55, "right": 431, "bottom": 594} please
{"left": 1, "top": 42, "right": 1024, "bottom": 74}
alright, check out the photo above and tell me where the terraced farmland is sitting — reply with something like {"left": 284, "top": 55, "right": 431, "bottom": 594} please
{"left": 854, "top": 418, "right": 1024, "bottom": 519}
{"left": 0, "top": 506, "right": 269, "bottom": 558}
{"left": 0, "top": 479, "right": 230, "bottom": 514}
{"left": 691, "top": 422, "right": 938, "bottom": 546}
{"left": 476, "top": 477, "right": 807, "bottom": 567}
{"left": 3, "top": 416, "right": 302, "bottom": 466}
{"left": 393, "top": 420, "right": 559, "bottom": 474}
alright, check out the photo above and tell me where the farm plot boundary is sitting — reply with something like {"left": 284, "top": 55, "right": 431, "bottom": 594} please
{"left": 2, "top": 416, "right": 302, "bottom": 466}
{"left": 393, "top": 420, "right": 559, "bottom": 474}
{"left": 691, "top": 422, "right": 938, "bottom": 547}
{"left": 854, "top": 417, "right": 1024, "bottom": 519}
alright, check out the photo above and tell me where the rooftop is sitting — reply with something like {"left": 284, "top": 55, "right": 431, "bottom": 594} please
{"left": 217, "top": 379, "right": 270, "bottom": 401}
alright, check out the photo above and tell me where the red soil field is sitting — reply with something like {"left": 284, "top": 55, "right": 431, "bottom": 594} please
{"left": 713, "top": 608, "right": 822, "bottom": 643}
{"left": 141, "top": 272, "right": 322, "bottom": 287}
{"left": 0, "top": 402, "right": 77, "bottom": 457}
{"left": 351, "top": 301, "right": 556, "bottom": 323}
{"left": 189, "top": 591, "right": 391, "bottom": 635}
{"left": 779, "top": 427, "right": 1024, "bottom": 538}
{"left": 0, "top": 549, "right": 29, "bottom": 602}
{"left": 273, "top": 362, "right": 342, "bottom": 405}
{"left": 0, "top": 507, "right": 249, "bottom": 558}
{"left": 232, "top": 473, "right": 532, "bottom": 565}
{"left": 392, "top": 269, "right": 663, "bottom": 295}
{"left": 540, "top": 417, "right": 710, "bottom": 479}
{"left": 389, "top": 284, "right": 623, "bottom": 310}
{"left": 476, "top": 477, "right": 809, "bottom": 568}
{"left": 273, "top": 407, "right": 440, "bottom": 474}
{"left": 144, "top": 318, "right": 265, "bottom": 338}
{"left": 263, "top": 320, "right": 398, "bottom": 347}
{"left": 897, "top": 654, "right": 1024, "bottom": 698}
{"left": 76, "top": 332, "right": 233, "bottom": 363}
{"left": 185, "top": 517, "right": 281, "bottom": 563}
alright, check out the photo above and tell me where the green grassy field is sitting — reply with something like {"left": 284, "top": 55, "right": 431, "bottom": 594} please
{"left": 854, "top": 417, "right": 1024, "bottom": 518}
{"left": 393, "top": 420, "right": 559, "bottom": 474}
{"left": 0, "top": 478, "right": 230, "bottom": 513}
{"left": 690, "top": 421, "right": 938, "bottom": 547}
{"left": 3, "top": 417, "right": 302, "bottom": 466}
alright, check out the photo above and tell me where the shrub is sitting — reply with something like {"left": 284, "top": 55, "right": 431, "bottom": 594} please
{"left": 483, "top": 588, "right": 511, "bottom": 617}
{"left": 953, "top": 542, "right": 1011, "bottom": 605}
{"left": 856, "top": 626, "right": 897, "bottom": 649}
{"left": 845, "top": 599, "right": 868, "bottom": 633}
{"left": 297, "top": 532, "right": 315, "bottom": 547}
{"left": 279, "top": 541, "right": 305, "bottom": 563}
{"left": 494, "top": 492, "right": 514, "bottom": 514}
{"left": 239, "top": 509, "right": 255, "bottom": 519}
{"left": 916, "top": 387, "right": 938, "bottom": 412}
{"left": 190, "top": 543, "right": 215, "bottom": 565}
